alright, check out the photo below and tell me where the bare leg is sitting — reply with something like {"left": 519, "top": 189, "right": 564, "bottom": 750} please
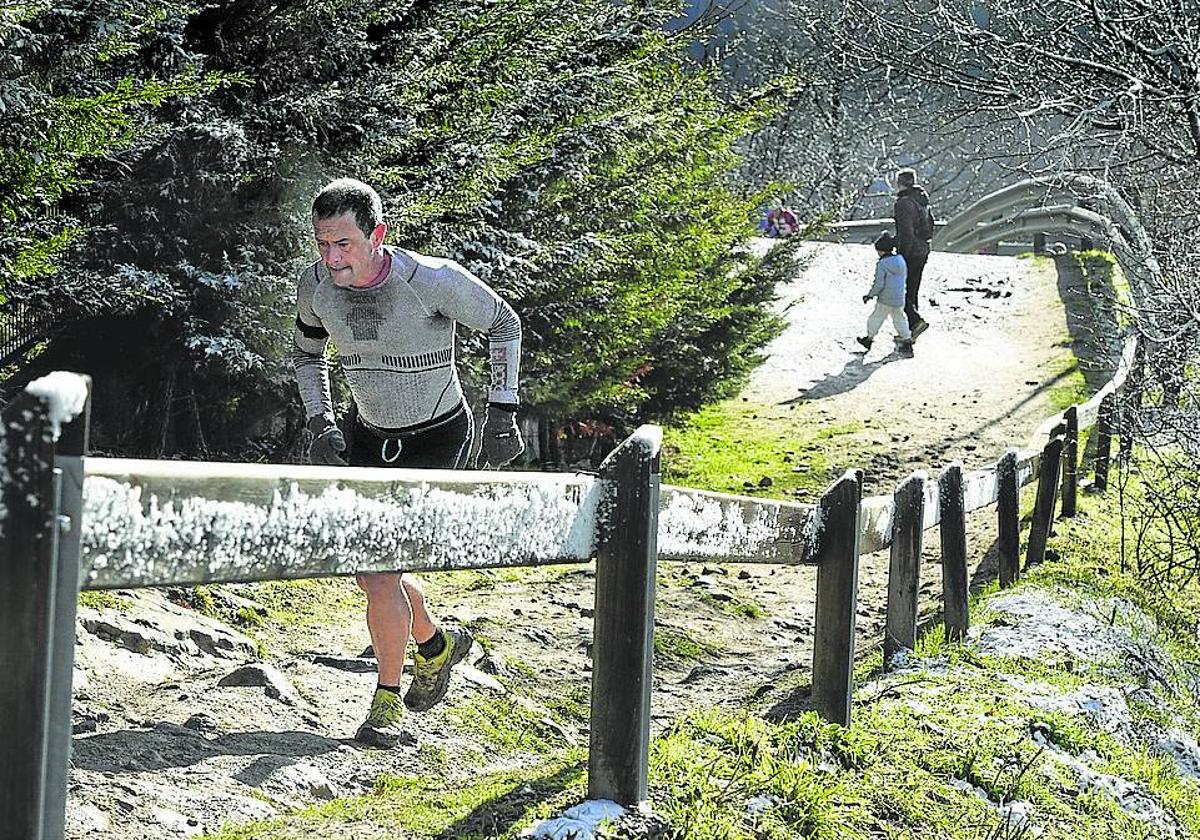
{"left": 356, "top": 572, "right": 412, "bottom": 687}
{"left": 401, "top": 573, "right": 437, "bottom": 644}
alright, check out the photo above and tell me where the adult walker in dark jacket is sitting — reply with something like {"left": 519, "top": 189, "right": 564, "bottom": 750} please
{"left": 892, "top": 167, "right": 935, "bottom": 339}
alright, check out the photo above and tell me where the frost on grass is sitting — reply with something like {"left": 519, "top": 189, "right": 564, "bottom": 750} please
{"left": 949, "top": 778, "right": 1035, "bottom": 834}
{"left": 867, "top": 586, "right": 1200, "bottom": 836}
{"left": 1159, "top": 730, "right": 1200, "bottom": 780}
{"left": 1032, "top": 729, "right": 1181, "bottom": 836}
{"left": 971, "top": 591, "right": 1148, "bottom": 663}
{"left": 80, "top": 473, "right": 605, "bottom": 588}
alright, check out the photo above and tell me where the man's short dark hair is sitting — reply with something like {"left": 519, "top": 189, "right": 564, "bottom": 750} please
{"left": 896, "top": 168, "right": 917, "bottom": 188}
{"left": 312, "top": 178, "right": 384, "bottom": 236}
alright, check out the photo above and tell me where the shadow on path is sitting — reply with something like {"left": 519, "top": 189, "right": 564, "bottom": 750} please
{"left": 71, "top": 726, "right": 344, "bottom": 773}
{"left": 782, "top": 348, "right": 909, "bottom": 404}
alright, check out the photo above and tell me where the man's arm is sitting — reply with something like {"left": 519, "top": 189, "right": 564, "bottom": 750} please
{"left": 293, "top": 266, "right": 335, "bottom": 422}
{"left": 430, "top": 262, "right": 522, "bottom": 406}
{"left": 430, "top": 261, "right": 524, "bottom": 467}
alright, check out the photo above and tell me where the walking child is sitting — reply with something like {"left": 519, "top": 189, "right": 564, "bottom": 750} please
{"left": 857, "top": 232, "right": 913, "bottom": 353}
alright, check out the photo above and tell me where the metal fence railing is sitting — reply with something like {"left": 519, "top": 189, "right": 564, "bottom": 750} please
{"left": 0, "top": 301, "right": 56, "bottom": 370}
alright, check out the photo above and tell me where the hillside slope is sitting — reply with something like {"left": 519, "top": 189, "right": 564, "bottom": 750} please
{"left": 63, "top": 242, "right": 1132, "bottom": 839}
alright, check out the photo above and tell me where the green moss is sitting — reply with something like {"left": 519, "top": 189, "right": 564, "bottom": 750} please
{"left": 1046, "top": 353, "right": 1089, "bottom": 412}
{"left": 77, "top": 590, "right": 132, "bottom": 611}
{"left": 693, "top": 587, "right": 766, "bottom": 619}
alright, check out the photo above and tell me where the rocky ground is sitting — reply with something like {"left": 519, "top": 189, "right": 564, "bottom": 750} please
{"left": 64, "top": 242, "right": 1120, "bottom": 839}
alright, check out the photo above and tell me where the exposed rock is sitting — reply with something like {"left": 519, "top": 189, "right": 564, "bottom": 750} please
{"left": 217, "top": 663, "right": 303, "bottom": 706}
{"left": 268, "top": 762, "right": 339, "bottom": 801}
{"left": 64, "top": 802, "right": 110, "bottom": 833}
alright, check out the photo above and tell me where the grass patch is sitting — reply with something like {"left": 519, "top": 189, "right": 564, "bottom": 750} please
{"left": 663, "top": 399, "right": 864, "bottom": 499}
{"left": 449, "top": 695, "right": 575, "bottom": 756}
{"left": 648, "top": 477, "right": 1200, "bottom": 839}
{"left": 77, "top": 590, "right": 133, "bottom": 611}
{"left": 1046, "top": 352, "right": 1089, "bottom": 412}
{"left": 655, "top": 626, "right": 720, "bottom": 664}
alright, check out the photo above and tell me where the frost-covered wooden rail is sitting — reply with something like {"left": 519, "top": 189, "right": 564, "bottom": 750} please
{"left": 1, "top": 330, "right": 1140, "bottom": 835}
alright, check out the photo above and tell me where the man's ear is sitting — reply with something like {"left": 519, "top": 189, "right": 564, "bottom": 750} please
{"left": 371, "top": 223, "right": 388, "bottom": 250}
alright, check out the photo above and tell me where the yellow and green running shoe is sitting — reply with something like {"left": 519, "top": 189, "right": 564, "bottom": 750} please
{"left": 355, "top": 687, "right": 412, "bottom": 748}
{"left": 405, "top": 628, "right": 474, "bottom": 712}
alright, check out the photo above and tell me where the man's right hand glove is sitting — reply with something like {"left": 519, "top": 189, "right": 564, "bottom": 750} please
{"left": 480, "top": 403, "right": 524, "bottom": 468}
{"left": 307, "top": 415, "right": 347, "bottom": 466}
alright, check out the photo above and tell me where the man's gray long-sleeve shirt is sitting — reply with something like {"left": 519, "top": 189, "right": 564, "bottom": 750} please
{"left": 294, "top": 246, "right": 521, "bottom": 430}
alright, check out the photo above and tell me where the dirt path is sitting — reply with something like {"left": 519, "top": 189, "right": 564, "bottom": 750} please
{"left": 746, "top": 241, "right": 1099, "bottom": 492}
{"left": 65, "top": 242, "right": 1116, "bottom": 839}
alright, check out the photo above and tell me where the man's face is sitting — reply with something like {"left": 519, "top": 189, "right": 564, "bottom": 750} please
{"left": 313, "top": 211, "right": 386, "bottom": 288}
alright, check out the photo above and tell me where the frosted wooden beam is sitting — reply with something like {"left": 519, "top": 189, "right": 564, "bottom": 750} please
{"left": 657, "top": 486, "right": 817, "bottom": 564}
{"left": 80, "top": 459, "right": 606, "bottom": 589}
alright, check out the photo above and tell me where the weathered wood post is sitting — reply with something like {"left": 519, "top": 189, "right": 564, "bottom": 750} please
{"left": 812, "top": 470, "right": 862, "bottom": 727}
{"left": 1026, "top": 434, "right": 1065, "bottom": 568}
{"left": 1093, "top": 393, "right": 1115, "bottom": 492}
{"left": 939, "top": 463, "right": 968, "bottom": 641}
{"left": 1060, "top": 405, "right": 1078, "bottom": 518}
{"left": 996, "top": 450, "right": 1021, "bottom": 588}
{"left": 1, "top": 387, "right": 66, "bottom": 838}
{"left": 43, "top": 377, "right": 91, "bottom": 840}
{"left": 1033, "top": 232, "right": 1046, "bottom": 255}
{"left": 589, "top": 425, "right": 661, "bottom": 805}
{"left": 884, "top": 472, "right": 925, "bottom": 666}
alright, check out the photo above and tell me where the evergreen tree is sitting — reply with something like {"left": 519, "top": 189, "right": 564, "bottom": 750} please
{"left": 11, "top": 0, "right": 795, "bottom": 460}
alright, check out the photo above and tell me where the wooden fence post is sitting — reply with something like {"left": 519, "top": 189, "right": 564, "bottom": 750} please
{"left": 1060, "top": 406, "right": 1078, "bottom": 518}
{"left": 589, "top": 425, "right": 661, "bottom": 805}
{"left": 1093, "top": 393, "right": 1115, "bottom": 492}
{"left": 939, "top": 463, "right": 969, "bottom": 641}
{"left": 1026, "top": 435, "right": 1065, "bottom": 569}
{"left": 1033, "top": 232, "right": 1046, "bottom": 254}
{"left": 812, "top": 470, "right": 862, "bottom": 727}
{"left": 42, "top": 379, "right": 91, "bottom": 840}
{"left": 997, "top": 450, "right": 1020, "bottom": 588}
{"left": 885, "top": 472, "right": 925, "bottom": 666}
{"left": 1, "top": 392, "right": 62, "bottom": 840}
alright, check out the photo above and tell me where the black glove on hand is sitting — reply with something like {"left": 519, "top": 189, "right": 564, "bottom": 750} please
{"left": 307, "top": 415, "right": 347, "bottom": 466}
{"left": 480, "top": 403, "right": 524, "bottom": 468}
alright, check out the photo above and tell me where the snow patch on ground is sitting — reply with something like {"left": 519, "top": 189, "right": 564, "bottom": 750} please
{"left": 1032, "top": 729, "right": 1181, "bottom": 836}
{"left": 872, "top": 586, "right": 1200, "bottom": 837}
{"left": 522, "top": 799, "right": 626, "bottom": 839}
